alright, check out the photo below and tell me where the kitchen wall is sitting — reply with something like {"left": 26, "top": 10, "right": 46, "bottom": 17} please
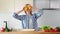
{"left": 37, "top": 10, "right": 60, "bottom": 28}
{"left": 0, "top": 0, "right": 33, "bottom": 29}
{"left": 0, "top": 0, "right": 14, "bottom": 29}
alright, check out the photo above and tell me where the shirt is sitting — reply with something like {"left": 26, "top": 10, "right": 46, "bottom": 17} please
{"left": 27, "top": 15, "right": 33, "bottom": 29}
{"left": 13, "top": 9, "right": 43, "bottom": 29}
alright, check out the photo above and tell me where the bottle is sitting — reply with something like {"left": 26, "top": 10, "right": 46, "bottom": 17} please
{"left": 4, "top": 21, "right": 9, "bottom": 32}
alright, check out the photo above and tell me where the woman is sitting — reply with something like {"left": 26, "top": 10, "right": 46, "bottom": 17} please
{"left": 13, "top": 4, "right": 43, "bottom": 29}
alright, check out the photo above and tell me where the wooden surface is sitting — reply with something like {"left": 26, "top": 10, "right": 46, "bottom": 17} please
{"left": 0, "top": 31, "right": 60, "bottom": 34}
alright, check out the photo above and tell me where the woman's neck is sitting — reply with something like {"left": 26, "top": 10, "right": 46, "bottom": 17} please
{"left": 26, "top": 13, "right": 32, "bottom": 16}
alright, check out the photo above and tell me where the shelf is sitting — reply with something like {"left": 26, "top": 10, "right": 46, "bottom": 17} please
{"left": 41, "top": 8, "right": 60, "bottom": 10}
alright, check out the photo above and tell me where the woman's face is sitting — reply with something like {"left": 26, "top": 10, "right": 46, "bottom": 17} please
{"left": 25, "top": 9, "right": 32, "bottom": 15}
{"left": 23, "top": 4, "right": 32, "bottom": 15}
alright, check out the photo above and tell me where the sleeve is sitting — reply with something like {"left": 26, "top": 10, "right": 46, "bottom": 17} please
{"left": 13, "top": 13, "right": 24, "bottom": 21}
{"left": 35, "top": 9, "right": 43, "bottom": 19}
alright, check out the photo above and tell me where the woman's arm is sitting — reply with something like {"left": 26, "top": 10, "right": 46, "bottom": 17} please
{"left": 13, "top": 10, "right": 24, "bottom": 21}
{"left": 33, "top": 6, "right": 43, "bottom": 19}
{"left": 35, "top": 9, "right": 43, "bottom": 19}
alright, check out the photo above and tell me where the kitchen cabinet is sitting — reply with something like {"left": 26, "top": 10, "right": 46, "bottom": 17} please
{"left": 33, "top": 0, "right": 60, "bottom": 10}
{"left": 50, "top": 0, "right": 60, "bottom": 8}
{"left": 33, "top": 0, "right": 49, "bottom": 9}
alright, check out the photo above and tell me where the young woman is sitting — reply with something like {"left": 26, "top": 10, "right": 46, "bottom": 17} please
{"left": 13, "top": 4, "right": 43, "bottom": 29}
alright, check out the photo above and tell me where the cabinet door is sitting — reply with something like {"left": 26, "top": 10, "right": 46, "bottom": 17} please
{"left": 33, "top": 0, "right": 49, "bottom": 9}
{"left": 50, "top": 0, "right": 60, "bottom": 9}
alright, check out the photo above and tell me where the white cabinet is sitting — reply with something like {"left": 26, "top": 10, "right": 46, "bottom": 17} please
{"left": 33, "top": 0, "right": 60, "bottom": 9}
{"left": 33, "top": 0, "right": 49, "bottom": 9}
{"left": 50, "top": 0, "right": 60, "bottom": 8}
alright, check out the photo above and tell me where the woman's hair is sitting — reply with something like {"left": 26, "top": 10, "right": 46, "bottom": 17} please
{"left": 23, "top": 4, "right": 32, "bottom": 11}
{"left": 26, "top": 4, "right": 30, "bottom": 5}
{"left": 23, "top": 4, "right": 32, "bottom": 15}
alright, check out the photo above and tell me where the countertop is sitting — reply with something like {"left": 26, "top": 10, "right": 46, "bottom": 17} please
{"left": 0, "top": 31, "right": 60, "bottom": 34}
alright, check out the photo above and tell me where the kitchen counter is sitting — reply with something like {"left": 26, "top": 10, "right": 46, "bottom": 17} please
{"left": 0, "top": 31, "right": 60, "bottom": 34}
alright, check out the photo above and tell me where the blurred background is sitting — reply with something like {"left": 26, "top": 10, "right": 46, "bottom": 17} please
{"left": 0, "top": 0, "right": 60, "bottom": 29}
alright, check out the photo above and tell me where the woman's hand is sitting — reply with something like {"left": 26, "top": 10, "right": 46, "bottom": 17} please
{"left": 16, "top": 9, "right": 23, "bottom": 14}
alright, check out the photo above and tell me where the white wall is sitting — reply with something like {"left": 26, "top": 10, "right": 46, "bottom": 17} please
{"left": 0, "top": 0, "right": 33, "bottom": 29}
{"left": 0, "top": 0, "right": 15, "bottom": 29}
{"left": 37, "top": 10, "right": 60, "bottom": 28}
{"left": 14, "top": 0, "right": 33, "bottom": 15}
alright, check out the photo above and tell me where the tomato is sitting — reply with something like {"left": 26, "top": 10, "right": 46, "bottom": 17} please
{"left": 54, "top": 28, "right": 58, "bottom": 32}
{"left": 49, "top": 29, "right": 54, "bottom": 32}
{"left": 49, "top": 28, "right": 54, "bottom": 32}
{"left": 44, "top": 30, "right": 49, "bottom": 32}
{"left": 0, "top": 27, "right": 5, "bottom": 32}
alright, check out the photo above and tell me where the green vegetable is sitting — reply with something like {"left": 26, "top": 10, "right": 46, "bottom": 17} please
{"left": 48, "top": 26, "right": 51, "bottom": 30}
{"left": 42, "top": 26, "right": 51, "bottom": 30}
{"left": 56, "top": 26, "right": 60, "bottom": 32}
